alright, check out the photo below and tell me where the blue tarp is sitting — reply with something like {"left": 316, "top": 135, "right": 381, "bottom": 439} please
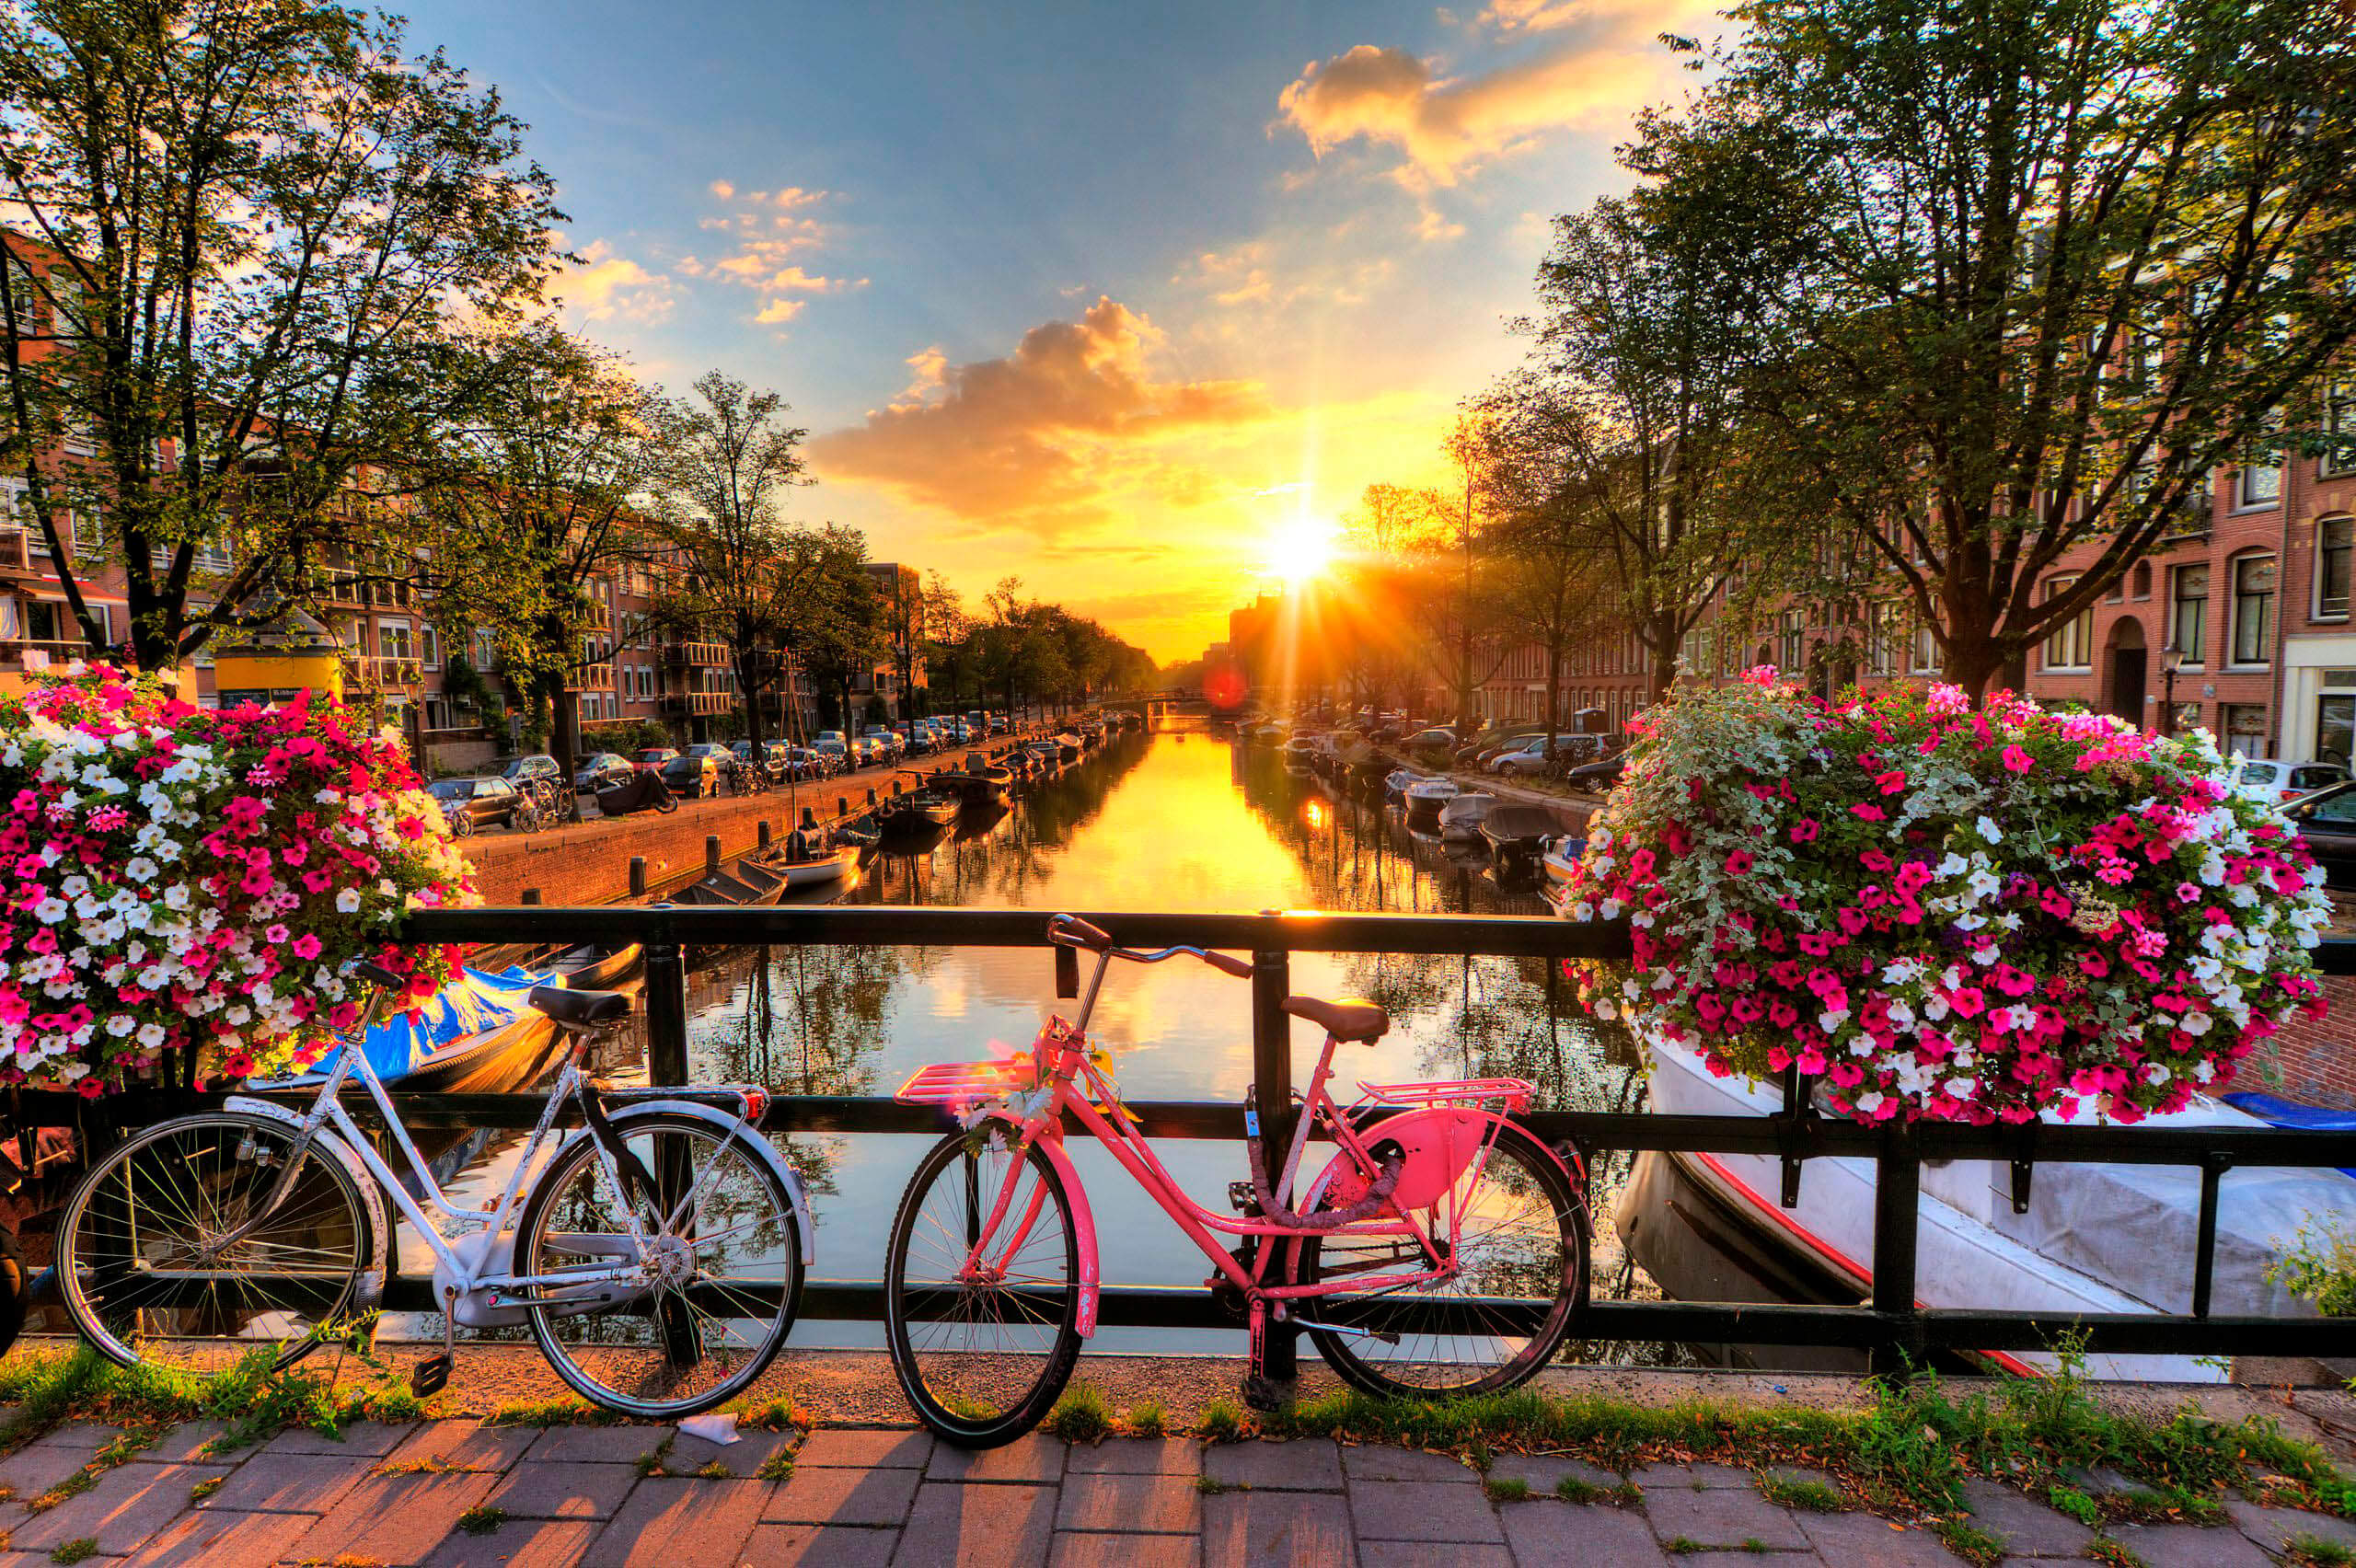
{"left": 354, "top": 966, "right": 543, "bottom": 1083}
{"left": 2222, "top": 1091, "right": 2356, "bottom": 1178}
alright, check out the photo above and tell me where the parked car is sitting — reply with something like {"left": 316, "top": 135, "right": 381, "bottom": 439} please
{"left": 685, "top": 741, "right": 737, "bottom": 782}
{"left": 2286, "top": 781, "right": 2356, "bottom": 887}
{"left": 1492, "top": 736, "right": 1561, "bottom": 778}
{"left": 1459, "top": 729, "right": 1548, "bottom": 771}
{"left": 814, "top": 736, "right": 848, "bottom": 774}
{"left": 633, "top": 746, "right": 681, "bottom": 774}
{"left": 988, "top": 713, "right": 1009, "bottom": 734}
{"left": 500, "top": 754, "right": 562, "bottom": 790}
{"left": 1565, "top": 754, "right": 1628, "bottom": 794}
{"left": 572, "top": 752, "right": 634, "bottom": 792}
{"left": 2230, "top": 757, "right": 2349, "bottom": 807}
{"left": 660, "top": 751, "right": 721, "bottom": 799}
{"left": 1404, "top": 727, "right": 1457, "bottom": 750}
{"left": 906, "top": 724, "right": 934, "bottom": 755}
{"left": 428, "top": 776, "right": 536, "bottom": 836}
{"left": 785, "top": 745, "right": 820, "bottom": 780}
{"left": 864, "top": 727, "right": 903, "bottom": 761}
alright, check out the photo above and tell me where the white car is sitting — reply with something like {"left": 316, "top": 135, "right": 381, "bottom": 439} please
{"left": 2229, "top": 757, "right": 2349, "bottom": 806}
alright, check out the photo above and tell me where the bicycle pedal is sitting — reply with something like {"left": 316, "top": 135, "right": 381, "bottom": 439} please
{"left": 409, "top": 1353, "right": 452, "bottom": 1398}
{"left": 1226, "top": 1181, "right": 1260, "bottom": 1215}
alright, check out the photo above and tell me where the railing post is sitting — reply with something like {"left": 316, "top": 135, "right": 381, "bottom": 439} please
{"left": 645, "top": 926, "right": 688, "bottom": 1085}
{"left": 629, "top": 857, "right": 647, "bottom": 897}
{"left": 1249, "top": 909, "right": 1297, "bottom": 1390}
{"left": 705, "top": 836, "right": 722, "bottom": 878}
{"left": 1871, "top": 1122, "right": 1921, "bottom": 1376}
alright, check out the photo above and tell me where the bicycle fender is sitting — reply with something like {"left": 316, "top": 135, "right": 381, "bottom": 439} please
{"left": 1303, "top": 1110, "right": 1569, "bottom": 1216}
{"left": 561, "top": 1100, "right": 816, "bottom": 1266}
{"left": 218, "top": 1097, "right": 390, "bottom": 1316}
{"left": 974, "top": 1109, "right": 1100, "bottom": 1339}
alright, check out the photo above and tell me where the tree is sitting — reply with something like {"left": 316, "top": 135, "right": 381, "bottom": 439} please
{"left": 1687, "top": 0, "right": 2356, "bottom": 695}
{"left": 644, "top": 371, "right": 846, "bottom": 749}
{"left": 1479, "top": 395, "right": 1610, "bottom": 756}
{"left": 422, "top": 324, "right": 653, "bottom": 801}
{"left": 918, "top": 572, "right": 975, "bottom": 709}
{"left": 0, "top": 0, "right": 560, "bottom": 667}
{"left": 788, "top": 531, "right": 884, "bottom": 738}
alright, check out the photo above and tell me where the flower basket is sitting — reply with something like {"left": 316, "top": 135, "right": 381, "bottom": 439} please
{"left": 1556, "top": 671, "right": 2331, "bottom": 1124}
{"left": 0, "top": 665, "right": 475, "bottom": 1092}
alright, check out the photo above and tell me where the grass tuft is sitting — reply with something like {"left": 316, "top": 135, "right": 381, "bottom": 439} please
{"left": 2085, "top": 1538, "right": 2148, "bottom": 1568}
{"left": 48, "top": 1540, "right": 97, "bottom": 1565}
{"left": 634, "top": 1435, "right": 676, "bottom": 1478}
{"left": 2047, "top": 1485, "right": 2102, "bottom": 1526}
{"left": 1934, "top": 1517, "right": 2005, "bottom": 1567}
{"left": 1043, "top": 1382, "right": 1113, "bottom": 1445}
{"left": 486, "top": 1396, "right": 613, "bottom": 1429}
{"left": 1195, "top": 1475, "right": 1229, "bottom": 1495}
{"left": 756, "top": 1451, "right": 795, "bottom": 1482}
{"left": 1663, "top": 1537, "right": 1702, "bottom": 1555}
{"left": 456, "top": 1505, "right": 506, "bottom": 1537}
{"left": 1197, "top": 1399, "right": 1246, "bottom": 1445}
{"left": 2287, "top": 1534, "right": 2356, "bottom": 1568}
{"left": 1126, "top": 1397, "right": 1167, "bottom": 1439}
{"left": 1484, "top": 1476, "right": 1531, "bottom": 1503}
{"left": 1759, "top": 1475, "right": 1844, "bottom": 1512}
{"left": 190, "top": 1476, "right": 224, "bottom": 1504}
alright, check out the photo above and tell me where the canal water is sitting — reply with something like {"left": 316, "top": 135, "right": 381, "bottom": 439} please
{"left": 422, "top": 720, "right": 1662, "bottom": 1355}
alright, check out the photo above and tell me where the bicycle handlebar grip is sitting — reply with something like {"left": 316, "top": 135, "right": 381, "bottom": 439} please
{"left": 1199, "top": 950, "right": 1252, "bottom": 979}
{"left": 1051, "top": 914, "right": 1114, "bottom": 950}
{"left": 352, "top": 961, "right": 407, "bottom": 989}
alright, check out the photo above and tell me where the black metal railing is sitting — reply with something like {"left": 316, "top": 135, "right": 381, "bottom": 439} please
{"left": 359, "top": 905, "right": 2356, "bottom": 1380}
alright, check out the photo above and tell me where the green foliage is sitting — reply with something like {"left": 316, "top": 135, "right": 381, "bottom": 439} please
{"left": 1934, "top": 1518, "right": 2005, "bottom": 1567}
{"left": 2286, "top": 1533, "right": 2356, "bottom": 1568}
{"left": 1126, "top": 1398, "right": 1167, "bottom": 1438}
{"left": 486, "top": 1397, "right": 613, "bottom": 1428}
{"left": 47, "top": 1539, "right": 97, "bottom": 1564}
{"left": 2269, "top": 1222, "right": 2356, "bottom": 1318}
{"left": 1759, "top": 1475, "right": 1843, "bottom": 1512}
{"left": 2046, "top": 1487, "right": 2102, "bottom": 1527}
{"left": 1198, "top": 1400, "right": 1246, "bottom": 1445}
{"left": 756, "top": 1451, "right": 796, "bottom": 1482}
{"left": 1044, "top": 1383, "right": 1113, "bottom": 1444}
{"left": 456, "top": 1505, "right": 507, "bottom": 1537}
{"left": 1484, "top": 1476, "right": 1531, "bottom": 1503}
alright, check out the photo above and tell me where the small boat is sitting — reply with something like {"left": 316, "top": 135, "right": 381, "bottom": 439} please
{"left": 1403, "top": 777, "right": 1461, "bottom": 827}
{"left": 1479, "top": 804, "right": 1562, "bottom": 878}
{"left": 1540, "top": 836, "right": 1583, "bottom": 889}
{"left": 769, "top": 845, "right": 859, "bottom": 886}
{"left": 833, "top": 813, "right": 883, "bottom": 851}
{"left": 546, "top": 942, "right": 644, "bottom": 990}
{"left": 882, "top": 786, "right": 961, "bottom": 834}
{"left": 1056, "top": 733, "right": 1083, "bottom": 764}
{"left": 1437, "top": 790, "right": 1499, "bottom": 840}
{"left": 674, "top": 865, "right": 787, "bottom": 906}
{"left": 312, "top": 967, "right": 574, "bottom": 1094}
{"left": 1384, "top": 768, "right": 1425, "bottom": 808}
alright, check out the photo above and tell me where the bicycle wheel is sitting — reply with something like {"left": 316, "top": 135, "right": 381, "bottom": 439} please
{"left": 515, "top": 1109, "right": 803, "bottom": 1418}
{"left": 1294, "top": 1121, "right": 1587, "bottom": 1398}
{"left": 884, "top": 1128, "right": 1081, "bottom": 1447}
{"left": 59, "top": 1113, "right": 375, "bottom": 1374}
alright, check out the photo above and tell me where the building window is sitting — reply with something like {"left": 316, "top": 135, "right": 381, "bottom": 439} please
{"left": 2229, "top": 555, "right": 2275, "bottom": 665}
{"left": 2042, "top": 576, "right": 2092, "bottom": 670}
{"left": 1911, "top": 618, "right": 1938, "bottom": 674}
{"left": 2320, "top": 518, "right": 2353, "bottom": 621}
{"left": 2327, "top": 382, "right": 2354, "bottom": 479}
{"left": 2169, "top": 565, "right": 2208, "bottom": 665}
{"left": 2223, "top": 703, "right": 2268, "bottom": 759}
{"left": 2131, "top": 561, "right": 2152, "bottom": 600}
{"left": 378, "top": 619, "right": 413, "bottom": 662}
{"left": 2318, "top": 696, "right": 2355, "bottom": 770}
{"left": 2238, "top": 421, "right": 2283, "bottom": 508}
{"left": 420, "top": 624, "right": 440, "bottom": 669}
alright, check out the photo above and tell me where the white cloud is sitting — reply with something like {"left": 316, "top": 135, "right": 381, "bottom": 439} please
{"left": 556, "top": 239, "right": 676, "bottom": 324}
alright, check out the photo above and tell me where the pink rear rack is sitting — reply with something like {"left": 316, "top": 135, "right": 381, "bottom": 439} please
{"left": 1355, "top": 1076, "right": 1536, "bottom": 1112}
{"left": 895, "top": 1057, "right": 1034, "bottom": 1106}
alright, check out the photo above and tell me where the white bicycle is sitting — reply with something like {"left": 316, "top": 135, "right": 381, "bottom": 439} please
{"left": 55, "top": 967, "right": 813, "bottom": 1417}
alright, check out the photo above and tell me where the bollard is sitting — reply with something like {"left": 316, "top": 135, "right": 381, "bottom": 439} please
{"left": 837, "top": 796, "right": 849, "bottom": 818}
{"left": 629, "top": 856, "right": 646, "bottom": 897}
{"left": 866, "top": 788, "right": 878, "bottom": 807}
{"left": 758, "top": 820, "right": 772, "bottom": 847}
{"left": 520, "top": 888, "right": 541, "bottom": 905}
{"left": 705, "top": 836, "right": 721, "bottom": 877}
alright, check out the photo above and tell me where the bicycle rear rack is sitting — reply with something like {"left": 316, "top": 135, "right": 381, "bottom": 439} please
{"left": 895, "top": 1057, "right": 1034, "bottom": 1106}
{"left": 1354, "top": 1077, "right": 1535, "bottom": 1113}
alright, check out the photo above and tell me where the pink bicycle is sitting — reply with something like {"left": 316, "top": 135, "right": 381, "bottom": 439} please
{"left": 884, "top": 914, "right": 1590, "bottom": 1447}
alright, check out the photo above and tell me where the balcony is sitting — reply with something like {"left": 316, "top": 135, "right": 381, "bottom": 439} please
{"left": 342, "top": 654, "right": 422, "bottom": 688}
{"left": 662, "top": 640, "right": 730, "bottom": 668}
{"left": 0, "top": 638, "right": 95, "bottom": 673}
{"left": 564, "top": 663, "right": 615, "bottom": 693}
{"left": 661, "top": 691, "right": 735, "bottom": 717}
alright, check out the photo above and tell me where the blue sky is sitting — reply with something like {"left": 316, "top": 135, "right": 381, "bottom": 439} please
{"left": 405, "top": 0, "right": 1724, "bottom": 659}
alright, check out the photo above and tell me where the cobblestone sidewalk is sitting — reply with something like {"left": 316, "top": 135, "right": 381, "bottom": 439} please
{"left": 0, "top": 1416, "right": 2349, "bottom": 1567}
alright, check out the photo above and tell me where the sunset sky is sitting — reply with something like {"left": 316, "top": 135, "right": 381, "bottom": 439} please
{"left": 408, "top": 0, "right": 1725, "bottom": 663}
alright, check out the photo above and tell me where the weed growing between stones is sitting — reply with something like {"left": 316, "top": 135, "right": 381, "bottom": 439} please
{"left": 1043, "top": 1382, "right": 1112, "bottom": 1444}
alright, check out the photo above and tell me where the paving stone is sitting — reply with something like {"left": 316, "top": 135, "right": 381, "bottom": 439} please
{"left": 8, "top": 1461, "right": 224, "bottom": 1556}
{"left": 1490, "top": 1454, "right": 1623, "bottom": 1493}
{"left": 2223, "top": 1497, "right": 2356, "bottom": 1555}
{"left": 897, "top": 1482, "right": 1061, "bottom": 1567}
{"left": 119, "top": 1505, "right": 321, "bottom": 1568}
{"left": 33, "top": 1424, "right": 118, "bottom": 1453}
{"left": 761, "top": 1462, "right": 920, "bottom": 1526}
{"left": 1646, "top": 1485, "right": 1809, "bottom": 1551}
{"left": 1347, "top": 1477, "right": 1505, "bottom": 1543}
{"left": 581, "top": 1476, "right": 770, "bottom": 1567}
{"left": 525, "top": 1423, "right": 667, "bottom": 1465}
{"left": 1957, "top": 1478, "right": 2096, "bottom": 1557}
{"left": 484, "top": 1460, "right": 641, "bottom": 1520}
{"left": 260, "top": 1419, "right": 416, "bottom": 1457}
{"left": 1058, "top": 1473, "right": 1204, "bottom": 1535}
{"left": 0, "top": 1439, "right": 102, "bottom": 1501}
{"left": 1761, "top": 1465, "right": 1842, "bottom": 1494}
{"left": 1796, "top": 1510, "right": 1971, "bottom": 1565}
{"left": 1357, "top": 1545, "right": 1510, "bottom": 1568}
{"left": 380, "top": 1418, "right": 543, "bottom": 1473}
{"left": 421, "top": 1517, "right": 605, "bottom": 1568}
{"left": 741, "top": 1523, "right": 902, "bottom": 1566}
{"left": 133, "top": 1424, "right": 233, "bottom": 1464}
{"left": 795, "top": 1427, "right": 934, "bottom": 1469}
{"left": 668, "top": 1424, "right": 796, "bottom": 1478}
{"left": 927, "top": 1433, "right": 1068, "bottom": 1483}
{"left": 198, "top": 1450, "right": 373, "bottom": 1513}
{"left": 2062, "top": 1465, "right": 2166, "bottom": 1501}
{"left": 287, "top": 1469, "right": 500, "bottom": 1565}
{"left": 1628, "top": 1460, "right": 1755, "bottom": 1492}
{"left": 1067, "top": 1437, "right": 1202, "bottom": 1475}
{"left": 1500, "top": 1502, "right": 1672, "bottom": 1566}
{"left": 1340, "top": 1446, "right": 1477, "bottom": 1483}
{"left": 2102, "top": 1522, "right": 2277, "bottom": 1568}
{"left": 1052, "top": 1534, "right": 1203, "bottom": 1568}
{"left": 1200, "top": 1489, "right": 1357, "bottom": 1567}
{"left": 1203, "top": 1440, "right": 1344, "bottom": 1492}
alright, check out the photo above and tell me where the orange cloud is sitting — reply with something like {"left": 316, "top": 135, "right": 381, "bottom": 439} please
{"left": 1276, "top": 9, "right": 1705, "bottom": 187}
{"left": 556, "top": 239, "right": 676, "bottom": 323}
{"left": 688, "top": 180, "right": 854, "bottom": 327}
{"left": 809, "top": 296, "right": 1274, "bottom": 535}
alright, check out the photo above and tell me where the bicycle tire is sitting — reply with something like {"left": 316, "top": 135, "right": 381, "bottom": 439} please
{"left": 515, "top": 1108, "right": 803, "bottom": 1418}
{"left": 0, "top": 1219, "right": 27, "bottom": 1359}
{"left": 884, "top": 1129, "right": 1082, "bottom": 1448}
{"left": 1293, "top": 1120, "right": 1587, "bottom": 1400}
{"left": 58, "top": 1112, "right": 375, "bottom": 1374}
{"left": 447, "top": 810, "right": 474, "bottom": 839}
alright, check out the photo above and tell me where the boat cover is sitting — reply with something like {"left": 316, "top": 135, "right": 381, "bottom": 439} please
{"left": 266, "top": 966, "right": 546, "bottom": 1085}
{"left": 1480, "top": 804, "right": 1561, "bottom": 843}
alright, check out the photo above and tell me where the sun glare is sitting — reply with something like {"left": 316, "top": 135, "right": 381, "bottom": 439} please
{"left": 1265, "top": 518, "right": 1336, "bottom": 583}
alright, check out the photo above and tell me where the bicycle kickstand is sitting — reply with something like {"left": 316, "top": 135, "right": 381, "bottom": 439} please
{"left": 1241, "top": 1299, "right": 1293, "bottom": 1413}
{"left": 410, "top": 1287, "right": 457, "bottom": 1399}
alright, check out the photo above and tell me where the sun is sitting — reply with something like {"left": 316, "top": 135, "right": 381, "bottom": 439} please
{"left": 1265, "top": 517, "right": 1337, "bottom": 583}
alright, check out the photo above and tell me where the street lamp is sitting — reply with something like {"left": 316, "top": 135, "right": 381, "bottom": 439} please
{"left": 2160, "top": 641, "right": 2182, "bottom": 736}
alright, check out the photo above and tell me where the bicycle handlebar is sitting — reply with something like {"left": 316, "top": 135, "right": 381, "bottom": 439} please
{"left": 1045, "top": 915, "right": 1252, "bottom": 979}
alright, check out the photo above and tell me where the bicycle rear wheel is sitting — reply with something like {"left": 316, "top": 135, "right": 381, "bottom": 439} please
{"left": 515, "top": 1109, "right": 803, "bottom": 1418}
{"left": 58, "top": 1113, "right": 375, "bottom": 1374}
{"left": 884, "top": 1129, "right": 1081, "bottom": 1447}
{"left": 1295, "top": 1121, "right": 1586, "bottom": 1398}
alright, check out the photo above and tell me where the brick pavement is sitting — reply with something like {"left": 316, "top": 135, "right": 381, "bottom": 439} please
{"left": 0, "top": 1417, "right": 2342, "bottom": 1566}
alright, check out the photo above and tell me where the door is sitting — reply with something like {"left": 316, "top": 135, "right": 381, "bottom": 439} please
{"left": 2108, "top": 644, "right": 2147, "bottom": 725}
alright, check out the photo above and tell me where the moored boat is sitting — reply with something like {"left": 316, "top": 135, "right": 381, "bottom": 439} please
{"left": 1437, "top": 790, "right": 1498, "bottom": 840}
{"left": 1403, "top": 776, "right": 1461, "bottom": 827}
{"left": 1478, "top": 803, "right": 1560, "bottom": 878}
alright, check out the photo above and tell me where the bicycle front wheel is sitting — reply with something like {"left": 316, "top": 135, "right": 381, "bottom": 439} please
{"left": 1295, "top": 1120, "right": 1587, "bottom": 1399}
{"left": 515, "top": 1110, "right": 803, "bottom": 1419}
{"left": 59, "top": 1113, "right": 375, "bottom": 1374}
{"left": 884, "top": 1129, "right": 1081, "bottom": 1447}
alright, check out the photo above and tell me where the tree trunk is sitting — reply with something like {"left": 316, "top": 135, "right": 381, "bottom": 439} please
{"left": 542, "top": 670, "right": 581, "bottom": 802}
{"left": 740, "top": 650, "right": 768, "bottom": 751}
{"left": 1942, "top": 633, "right": 2008, "bottom": 703}
{"left": 1645, "top": 613, "right": 1679, "bottom": 705}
